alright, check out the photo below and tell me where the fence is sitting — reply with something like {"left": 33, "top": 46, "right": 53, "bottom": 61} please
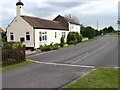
{"left": 2, "top": 45, "right": 26, "bottom": 66}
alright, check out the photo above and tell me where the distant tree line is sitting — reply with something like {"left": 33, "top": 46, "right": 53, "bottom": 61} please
{"left": 80, "top": 25, "right": 116, "bottom": 39}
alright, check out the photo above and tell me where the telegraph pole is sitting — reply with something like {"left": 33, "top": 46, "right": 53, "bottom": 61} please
{"left": 97, "top": 20, "right": 98, "bottom": 30}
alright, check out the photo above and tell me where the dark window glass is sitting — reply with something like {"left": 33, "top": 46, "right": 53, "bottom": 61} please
{"left": 45, "top": 32, "right": 47, "bottom": 40}
{"left": 10, "top": 35, "right": 14, "bottom": 40}
{"left": 26, "top": 35, "right": 30, "bottom": 40}
{"left": 39, "top": 32, "right": 42, "bottom": 41}
{"left": 55, "top": 32, "right": 57, "bottom": 38}
{"left": 26, "top": 32, "right": 30, "bottom": 40}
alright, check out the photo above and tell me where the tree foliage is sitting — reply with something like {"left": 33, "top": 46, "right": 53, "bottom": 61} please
{"left": 82, "top": 26, "right": 95, "bottom": 39}
{"left": 67, "top": 32, "right": 82, "bottom": 44}
{"left": 60, "top": 36, "right": 65, "bottom": 47}
{"left": 65, "top": 14, "right": 80, "bottom": 24}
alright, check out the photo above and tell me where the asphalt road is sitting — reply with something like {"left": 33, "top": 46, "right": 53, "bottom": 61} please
{"left": 2, "top": 35, "right": 119, "bottom": 88}
{"left": 27, "top": 35, "right": 118, "bottom": 67}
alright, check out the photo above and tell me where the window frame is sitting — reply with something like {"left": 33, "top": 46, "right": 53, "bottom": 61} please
{"left": 55, "top": 32, "right": 57, "bottom": 38}
{"left": 26, "top": 32, "right": 30, "bottom": 41}
{"left": 39, "top": 32, "right": 47, "bottom": 41}
{"left": 10, "top": 32, "right": 14, "bottom": 41}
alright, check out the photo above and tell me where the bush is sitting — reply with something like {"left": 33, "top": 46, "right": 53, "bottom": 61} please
{"left": 40, "top": 44, "right": 52, "bottom": 51}
{"left": 83, "top": 26, "right": 95, "bottom": 39}
{"left": 52, "top": 44, "right": 59, "bottom": 50}
{"left": 12, "top": 42, "right": 23, "bottom": 49}
{"left": 67, "top": 32, "right": 82, "bottom": 44}
{"left": 60, "top": 36, "right": 65, "bottom": 47}
{"left": 40, "top": 43, "right": 59, "bottom": 51}
{"left": 75, "top": 32, "right": 82, "bottom": 43}
{"left": 67, "top": 32, "right": 77, "bottom": 44}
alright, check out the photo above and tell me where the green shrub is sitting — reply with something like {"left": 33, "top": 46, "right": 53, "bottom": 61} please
{"left": 12, "top": 42, "right": 23, "bottom": 49}
{"left": 83, "top": 26, "right": 95, "bottom": 39}
{"left": 75, "top": 32, "right": 82, "bottom": 43}
{"left": 40, "top": 44, "right": 52, "bottom": 51}
{"left": 60, "top": 36, "right": 65, "bottom": 47}
{"left": 67, "top": 32, "right": 78, "bottom": 44}
{"left": 40, "top": 43, "right": 59, "bottom": 51}
{"left": 52, "top": 44, "right": 59, "bottom": 50}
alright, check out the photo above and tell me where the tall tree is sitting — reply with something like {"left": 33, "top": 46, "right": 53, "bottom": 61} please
{"left": 65, "top": 14, "right": 80, "bottom": 24}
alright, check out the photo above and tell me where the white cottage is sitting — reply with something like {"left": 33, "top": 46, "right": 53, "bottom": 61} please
{"left": 7, "top": 0, "right": 80, "bottom": 49}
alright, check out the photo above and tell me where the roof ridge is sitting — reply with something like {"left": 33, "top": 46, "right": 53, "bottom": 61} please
{"left": 21, "top": 15, "right": 68, "bottom": 30}
{"left": 21, "top": 15, "right": 60, "bottom": 23}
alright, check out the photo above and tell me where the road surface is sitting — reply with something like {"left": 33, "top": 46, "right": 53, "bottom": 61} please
{"left": 27, "top": 35, "right": 118, "bottom": 67}
{"left": 2, "top": 35, "right": 118, "bottom": 88}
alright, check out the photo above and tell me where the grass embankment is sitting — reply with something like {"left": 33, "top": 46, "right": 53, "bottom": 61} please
{"left": 106, "top": 32, "right": 118, "bottom": 35}
{"left": 62, "top": 68, "right": 118, "bottom": 89}
{"left": 0, "top": 60, "right": 33, "bottom": 71}
{"left": 80, "top": 37, "right": 97, "bottom": 44}
{"left": 61, "top": 37, "right": 97, "bottom": 49}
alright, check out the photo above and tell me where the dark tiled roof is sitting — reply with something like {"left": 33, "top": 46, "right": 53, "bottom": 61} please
{"left": 21, "top": 15, "right": 68, "bottom": 30}
{"left": 0, "top": 27, "right": 4, "bottom": 33}
{"left": 54, "top": 15, "right": 80, "bottom": 25}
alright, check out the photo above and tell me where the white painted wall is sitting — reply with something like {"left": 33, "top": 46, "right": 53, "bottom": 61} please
{"left": 7, "top": 16, "right": 34, "bottom": 47}
{"left": 34, "top": 29, "right": 69, "bottom": 48}
{"left": 69, "top": 23, "right": 80, "bottom": 34}
{"left": 16, "top": 5, "right": 24, "bottom": 17}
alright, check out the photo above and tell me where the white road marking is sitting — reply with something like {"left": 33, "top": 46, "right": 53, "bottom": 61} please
{"left": 27, "top": 50, "right": 57, "bottom": 58}
{"left": 28, "top": 60, "right": 95, "bottom": 68}
{"left": 65, "top": 53, "right": 89, "bottom": 63}
{"left": 70, "top": 42, "right": 111, "bottom": 64}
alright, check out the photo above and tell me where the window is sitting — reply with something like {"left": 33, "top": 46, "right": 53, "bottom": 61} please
{"left": 42, "top": 32, "right": 45, "bottom": 41}
{"left": 76, "top": 25, "right": 77, "bottom": 30}
{"left": 26, "top": 32, "right": 30, "bottom": 40}
{"left": 71, "top": 24, "right": 74, "bottom": 29}
{"left": 55, "top": 32, "right": 57, "bottom": 38}
{"left": 62, "top": 32, "right": 66, "bottom": 38}
{"left": 39, "top": 32, "right": 47, "bottom": 41}
{"left": 39, "top": 32, "right": 42, "bottom": 41}
{"left": 45, "top": 32, "right": 47, "bottom": 40}
{"left": 10, "top": 33, "right": 14, "bottom": 40}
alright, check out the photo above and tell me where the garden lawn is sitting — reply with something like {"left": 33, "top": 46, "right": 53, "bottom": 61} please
{"left": 62, "top": 68, "right": 119, "bottom": 89}
{"left": 0, "top": 60, "right": 33, "bottom": 71}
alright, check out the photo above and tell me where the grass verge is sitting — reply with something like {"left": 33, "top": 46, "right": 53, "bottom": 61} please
{"left": 0, "top": 60, "right": 33, "bottom": 71}
{"left": 62, "top": 68, "right": 118, "bottom": 89}
{"left": 80, "top": 37, "right": 97, "bottom": 44}
{"left": 106, "top": 32, "right": 118, "bottom": 35}
{"left": 60, "top": 37, "right": 97, "bottom": 49}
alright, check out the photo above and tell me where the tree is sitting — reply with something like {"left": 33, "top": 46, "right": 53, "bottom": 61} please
{"left": 80, "top": 24, "right": 85, "bottom": 36}
{"left": 83, "top": 26, "right": 95, "bottom": 39}
{"left": 1, "top": 32, "right": 7, "bottom": 43}
{"left": 107, "top": 26, "right": 114, "bottom": 33}
{"left": 65, "top": 14, "right": 80, "bottom": 24}
{"left": 75, "top": 32, "right": 82, "bottom": 43}
{"left": 60, "top": 36, "right": 65, "bottom": 47}
{"left": 103, "top": 27, "right": 108, "bottom": 34}
{"left": 95, "top": 29, "right": 101, "bottom": 36}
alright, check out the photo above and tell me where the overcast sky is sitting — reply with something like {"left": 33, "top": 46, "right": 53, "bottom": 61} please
{"left": 0, "top": 0, "right": 119, "bottom": 31}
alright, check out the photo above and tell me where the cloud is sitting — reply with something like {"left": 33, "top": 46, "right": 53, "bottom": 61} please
{"left": 0, "top": 0, "right": 119, "bottom": 30}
